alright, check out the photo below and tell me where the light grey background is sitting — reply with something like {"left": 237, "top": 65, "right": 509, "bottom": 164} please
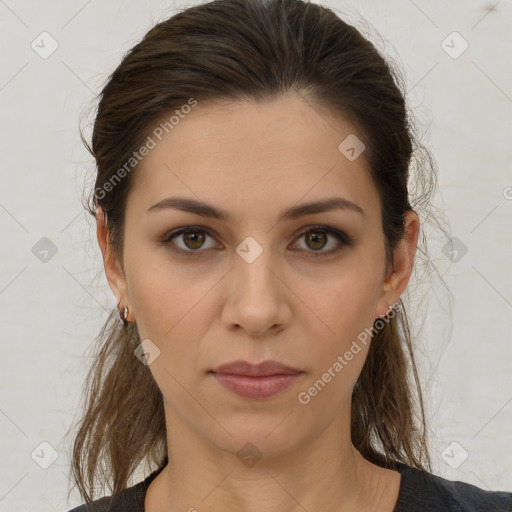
{"left": 0, "top": 0, "right": 511, "bottom": 510}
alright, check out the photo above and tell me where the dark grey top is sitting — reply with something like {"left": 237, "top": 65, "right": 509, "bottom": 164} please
{"left": 67, "top": 457, "right": 512, "bottom": 511}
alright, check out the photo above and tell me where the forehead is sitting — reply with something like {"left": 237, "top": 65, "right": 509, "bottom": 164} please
{"left": 128, "top": 93, "right": 380, "bottom": 225}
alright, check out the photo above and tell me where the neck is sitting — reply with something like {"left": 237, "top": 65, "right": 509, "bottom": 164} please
{"left": 145, "top": 404, "right": 401, "bottom": 512}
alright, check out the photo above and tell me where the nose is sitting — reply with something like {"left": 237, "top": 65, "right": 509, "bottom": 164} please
{"left": 221, "top": 249, "right": 291, "bottom": 336}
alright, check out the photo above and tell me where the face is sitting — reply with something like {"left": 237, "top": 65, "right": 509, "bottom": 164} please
{"left": 98, "top": 92, "right": 418, "bottom": 458}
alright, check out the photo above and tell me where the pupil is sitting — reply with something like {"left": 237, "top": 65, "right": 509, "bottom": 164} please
{"left": 185, "top": 232, "right": 204, "bottom": 249}
{"left": 308, "top": 232, "right": 326, "bottom": 250}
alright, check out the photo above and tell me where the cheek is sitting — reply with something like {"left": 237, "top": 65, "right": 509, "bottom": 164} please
{"left": 127, "top": 268, "right": 180, "bottom": 339}
{"left": 124, "top": 256, "right": 187, "bottom": 348}
{"left": 125, "top": 254, "right": 220, "bottom": 368}
{"left": 292, "top": 263, "right": 382, "bottom": 342}
{"left": 290, "top": 261, "right": 381, "bottom": 396}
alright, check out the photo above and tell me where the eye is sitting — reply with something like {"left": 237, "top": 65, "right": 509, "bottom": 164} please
{"left": 159, "top": 225, "right": 353, "bottom": 258}
{"left": 160, "top": 226, "right": 219, "bottom": 256}
{"left": 290, "top": 225, "right": 352, "bottom": 257}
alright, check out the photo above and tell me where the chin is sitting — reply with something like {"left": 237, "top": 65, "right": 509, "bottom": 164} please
{"left": 201, "top": 416, "right": 306, "bottom": 460}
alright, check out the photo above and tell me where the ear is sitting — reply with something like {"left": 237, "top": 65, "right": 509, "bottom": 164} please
{"left": 375, "top": 210, "right": 420, "bottom": 318}
{"left": 96, "top": 207, "right": 134, "bottom": 322}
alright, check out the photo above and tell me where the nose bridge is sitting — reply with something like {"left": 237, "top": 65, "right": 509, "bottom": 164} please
{"left": 233, "top": 237, "right": 277, "bottom": 297}
{"left": 224, "top": 236, "right": 286, "bottom": 333}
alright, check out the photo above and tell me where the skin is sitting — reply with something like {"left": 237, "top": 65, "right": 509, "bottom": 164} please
{"left": 97, "top": 92, "right": 419, "bottom": 512}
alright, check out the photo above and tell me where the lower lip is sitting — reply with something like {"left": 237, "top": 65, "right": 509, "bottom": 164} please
{"left": 210, "top": 372, "right": 303, "bottom": 399}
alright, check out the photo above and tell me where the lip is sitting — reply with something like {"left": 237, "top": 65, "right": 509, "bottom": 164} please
{"left": 211, "top": 359, "right": 303, "bottom": 377}
{"left": 209, "top": 360, "right": 304, "bottom": 399}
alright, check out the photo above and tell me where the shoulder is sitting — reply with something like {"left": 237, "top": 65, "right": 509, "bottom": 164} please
{"left": 394, "top": 462, "right": 512, "bottom": 512}
{"left": 65, "top": 481, "right": 144, "bottom": 512}
{"left": 65, "top": 460, "right": 167, "bottom": 512}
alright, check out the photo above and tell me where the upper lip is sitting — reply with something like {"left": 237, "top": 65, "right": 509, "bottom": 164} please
{"left": 211, "top": 360, "right": 302, "bottom": 376}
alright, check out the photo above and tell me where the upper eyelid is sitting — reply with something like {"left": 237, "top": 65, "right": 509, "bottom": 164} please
{"left": 163, "top": 225, "right": 351, "bottom": 251}
{"left": 164, "top": 225, "right": 343, "bottom": 240}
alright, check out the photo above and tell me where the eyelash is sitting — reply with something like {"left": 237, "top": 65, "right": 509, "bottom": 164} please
{"left": 159, "top": 225, "right": 353, "bottom": 258}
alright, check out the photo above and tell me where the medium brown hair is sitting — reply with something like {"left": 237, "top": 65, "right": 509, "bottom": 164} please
{"left": 67, "top": 0, "right": 450, "bottom": 502}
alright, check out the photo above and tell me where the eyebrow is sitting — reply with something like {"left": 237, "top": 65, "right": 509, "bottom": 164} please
{"left": 147, "top": 196, "right": 365, "bottom": 222}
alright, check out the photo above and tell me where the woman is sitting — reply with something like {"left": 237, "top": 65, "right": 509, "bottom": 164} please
{"left": 65, "top": 0, "right": 512, "bottom": 510}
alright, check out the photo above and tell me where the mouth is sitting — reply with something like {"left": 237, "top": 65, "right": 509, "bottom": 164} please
{"left": 208, "top": 360, "right": 304, "bottom": 399}
{"left": 210, "top": 359, "right": 303, "bottom": 377}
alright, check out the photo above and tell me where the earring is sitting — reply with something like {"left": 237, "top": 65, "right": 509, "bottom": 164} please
{"left": 117, "top": 299, "right": 130, "bottom": 326}
{"left": 379, "top": 300, "right": 400, "bottom": 319}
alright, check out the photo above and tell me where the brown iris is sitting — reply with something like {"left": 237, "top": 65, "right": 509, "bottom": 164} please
{"left": 305, "top": 231, "right": 327, "bottom": 251}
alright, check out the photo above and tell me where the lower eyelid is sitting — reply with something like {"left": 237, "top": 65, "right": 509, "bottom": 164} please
{"left": 162, "top": 226, "right": 351, "bottom": 255}
{"left": 165, "top": 229, "right": 218, "bottom": 252}
{"left": 291, "top": 228, "right": 350, "bottom": 253}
